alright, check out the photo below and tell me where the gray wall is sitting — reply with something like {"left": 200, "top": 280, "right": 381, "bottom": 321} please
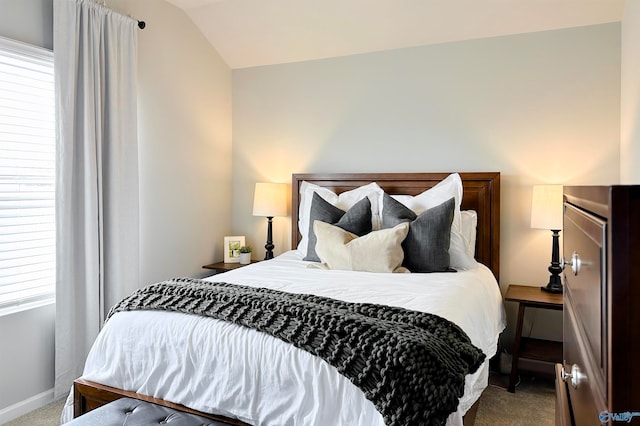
{"left": 0, "top": 305, "right": 55, "bottom": 420}
{"left": 232, "top": 23, "right": 621, "bottom": 345}
{"left": 0, "top": 0, "right": 52, "bottom": 49}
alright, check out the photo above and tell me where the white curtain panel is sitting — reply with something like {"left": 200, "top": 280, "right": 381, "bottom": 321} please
{"left": 53, "top": 0, "right": 140, "bottom": 398}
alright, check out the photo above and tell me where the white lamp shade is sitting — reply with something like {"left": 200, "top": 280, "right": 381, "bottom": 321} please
{"left": 531, "top": 184, "right": 563, "bottom": 230}
{"left": 253, "top": 182, "right": 288, "bottom": 217}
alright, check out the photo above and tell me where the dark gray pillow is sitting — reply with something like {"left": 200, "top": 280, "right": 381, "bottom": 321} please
{"left": 382, "top": 193, "right": 455, "bottom": 273}
{"left": 304, "top": 192, "right": 372, "bottom": 262}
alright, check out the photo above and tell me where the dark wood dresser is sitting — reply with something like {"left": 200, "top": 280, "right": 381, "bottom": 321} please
{"left": 556, "top": 186, "right": 640, "bottom": 425}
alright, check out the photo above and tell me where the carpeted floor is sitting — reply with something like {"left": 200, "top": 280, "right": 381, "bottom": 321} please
{"left": 3, "top": 398, "right": 66, "bottom": 426}
{"left": 475, "top": 373, "right": 555, "bottom": 426}
{"left": 4, "top": 374, "right": 554, "bottom": 425}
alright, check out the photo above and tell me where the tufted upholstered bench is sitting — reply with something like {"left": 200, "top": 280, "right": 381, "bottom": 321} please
{"left": 66, "top": 397, "right": 231, "bottom": 425}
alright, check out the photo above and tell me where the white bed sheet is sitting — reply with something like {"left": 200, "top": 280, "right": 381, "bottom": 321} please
{"left": 62, "top": 251, "right": 505, "bottom": 425}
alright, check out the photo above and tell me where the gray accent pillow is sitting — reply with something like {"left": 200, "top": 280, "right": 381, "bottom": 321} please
{"left": 304, "top": 192, "right": 372, "bottom": 262}
{"left": 382, "top": 193, "right": 455, "bottom": 273}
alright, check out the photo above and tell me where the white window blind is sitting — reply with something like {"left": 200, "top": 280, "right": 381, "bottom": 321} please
{"left": 0, "top": 36, "right": 55, "bottom": 312}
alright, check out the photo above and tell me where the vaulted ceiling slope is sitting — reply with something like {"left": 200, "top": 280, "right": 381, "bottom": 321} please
{"left": 165, "top": 0, "right": 624, "bottom": 69}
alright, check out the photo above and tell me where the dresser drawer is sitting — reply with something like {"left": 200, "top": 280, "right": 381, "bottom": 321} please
{"left": 563, "top": 204, "right": 607, "bottom": 392}
{"left": 562, "top": 203, "right": 608, "bottom": 425}
{"left": 562, "top": 299, "right": 602, "bottom": 425}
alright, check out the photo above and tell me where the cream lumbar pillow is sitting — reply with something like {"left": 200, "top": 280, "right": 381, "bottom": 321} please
{"left": 312, "top": 220, "right": 410, "bottom": 273}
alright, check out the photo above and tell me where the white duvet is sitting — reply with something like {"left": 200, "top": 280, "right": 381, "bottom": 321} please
{"left": 62, "top": 251, "right": 506, "bottom": 425}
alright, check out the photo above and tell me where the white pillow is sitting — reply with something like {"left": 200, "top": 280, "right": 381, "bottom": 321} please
{"left": 387, "top": 173, "right": 462, "bottom": 230}
{"left": 460, "top": 210, "right": 478, "bottom": 257}
{"left": 387, "top": 173, "right": 477, "bottom": 270}
{"left": 448, "top": 232, "right": 477, "bottom": 270}
{"left": 297, "top": 181, "right": 383, "bottom": 255}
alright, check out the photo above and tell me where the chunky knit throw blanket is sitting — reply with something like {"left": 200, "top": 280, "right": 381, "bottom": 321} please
{"left": 106, "top": 278, "right": 486, "bottom": 426}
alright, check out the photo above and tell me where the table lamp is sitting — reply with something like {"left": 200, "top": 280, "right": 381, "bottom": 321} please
{"left": 531, "top": 184, "right": 564, "bottom": 294}
{"left": 253, "top": 182, "right": 288, "bottom": 260}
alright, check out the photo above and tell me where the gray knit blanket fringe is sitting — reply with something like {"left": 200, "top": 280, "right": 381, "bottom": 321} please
{"left": 106, "top": 278, "right": 486, "bottom": 426}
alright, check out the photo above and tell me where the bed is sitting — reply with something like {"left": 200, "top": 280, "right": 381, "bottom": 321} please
{"left": 62, "top": 172, "right": 505, "bottom": 426}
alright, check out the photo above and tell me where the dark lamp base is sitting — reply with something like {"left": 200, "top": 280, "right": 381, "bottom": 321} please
{"left": 541, "top": 229, "right": 563, "bottom": 294}
{"left": 263, "top": 216, "right": 275, "bottom": 261}
{"left": 541, "top": 283, "right": 563, "bottom": 294}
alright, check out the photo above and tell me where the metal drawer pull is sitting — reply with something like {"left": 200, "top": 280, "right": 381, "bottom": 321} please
{"left": 561, "top": 363, "right": 585, "bottom": 388}
{"left": 562, "top": 252, "right": 582, "bottom": 276}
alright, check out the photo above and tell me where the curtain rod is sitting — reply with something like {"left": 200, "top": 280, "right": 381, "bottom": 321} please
{"left": 97, "top": 1, "right": 145, "bottom": 29}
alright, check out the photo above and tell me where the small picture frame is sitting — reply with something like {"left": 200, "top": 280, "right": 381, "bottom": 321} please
{"left": 224, "top": 236, "right": 245, "bottom": 263}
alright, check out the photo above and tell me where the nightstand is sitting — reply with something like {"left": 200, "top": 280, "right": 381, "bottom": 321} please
{"left": 202, "top": 260, "right": 260, "bottom": 274}
{"left": 505, "top": 284, "right": 563, "bottom": 393}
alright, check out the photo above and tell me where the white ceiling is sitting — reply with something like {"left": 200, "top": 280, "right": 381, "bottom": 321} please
{"left": 165, "top": 0, "right": 625, "bottom": 69}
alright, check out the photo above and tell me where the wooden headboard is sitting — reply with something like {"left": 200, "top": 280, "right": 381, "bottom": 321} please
{"left": 291, "top": 172, "right": 500, "bottom": 281}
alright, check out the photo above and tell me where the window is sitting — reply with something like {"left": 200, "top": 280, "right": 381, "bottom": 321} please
{"left": 0, "top": 36, "right": 55, "bottom": 313}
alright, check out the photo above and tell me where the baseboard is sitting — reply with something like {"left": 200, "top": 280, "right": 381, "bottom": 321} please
{"left": 0, "top": 388, "right": 55, "bottom": 424}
